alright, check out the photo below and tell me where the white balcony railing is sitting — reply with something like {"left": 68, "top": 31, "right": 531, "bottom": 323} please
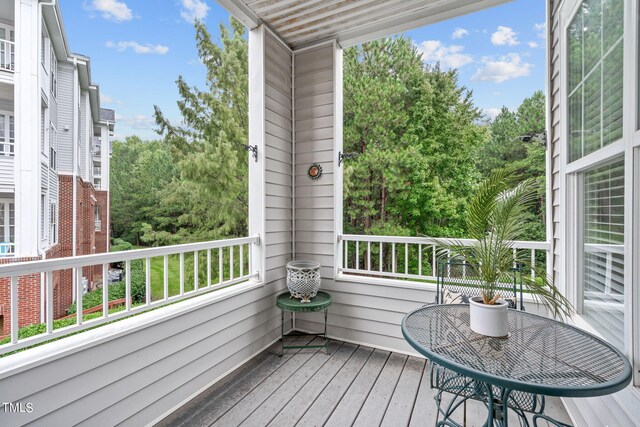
{"left": 338, "top": 234, "right": 550, "bottom": 283}
{"left": 0, "top": 40, "right": 15, "bottom": 72}
{"left": 0, "top": 242, "right": 15, "bottom": 257}
{"left": 0, "top": 236, "right": 258, "bottom": 355}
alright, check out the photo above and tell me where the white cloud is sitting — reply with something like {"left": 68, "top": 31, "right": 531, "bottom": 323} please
{"left": 180, "top": 0, "right": 210, "bottom": 23}
{"left": 87, "top": 0, "right": 133, "bottom": 22}
{"left": 491, "top": 26, "right": 519, "bottom": 46}
{"left": 115, "top": 113, "right": 156, "bottom": 130}
{"left": 471, "top": 54, "right": 532, "bottom": 83}
{"left": 451, "top": 28, "right": 469, "bottom": 39}
{"left": 415, "top": 40, "right": 473, "bottom": 69}
{"left": 528, "top": 41, "right": 539, "bottom": 48}
{"left": 484, "top": 108, "right": 502, "bottom": 120}
{"left": 534, "top": 22, "right": 546, "bottom": 39}
{"left": 100, "top": 94, "right": 123, "bottom": 105}
{"left": 106, "top": 41, "right": 169, "bottom": 55}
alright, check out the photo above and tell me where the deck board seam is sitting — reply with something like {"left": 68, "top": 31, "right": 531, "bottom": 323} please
{"left": 226, "top": 337, "right": 323, "bottom": 426}
{"left": 205, "top": 336, "right": 317, "bottom": 427}
{"left": 350, "top": 350, "right": 392, "bottom": 425}
{"left": 259, "top": 341, "right": 346, "bottom": 426}
{"left": 379, "top": 355, "right": 410, "bottom": 427}
{"left": 407, "top": 359, "right": 428, "bottom": 427}
{"left": 293, "top": 345, "right": 375, "bottom": 427}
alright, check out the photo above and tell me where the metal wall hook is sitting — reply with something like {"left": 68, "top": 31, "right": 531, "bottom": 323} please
{"left": 241, "top": 144, "right": 258, "bottom": 162}
{"left": 338, "top": 151, "right": 358, "bottom": 167}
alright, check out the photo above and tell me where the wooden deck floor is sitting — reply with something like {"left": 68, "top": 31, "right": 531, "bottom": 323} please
{"left": 158, "top": 336, "right": 571, "bottom": 427}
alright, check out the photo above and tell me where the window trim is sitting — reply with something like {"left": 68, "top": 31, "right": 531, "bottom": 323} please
{"left": 560, "top": 0, "right": 638, "bottom": 386}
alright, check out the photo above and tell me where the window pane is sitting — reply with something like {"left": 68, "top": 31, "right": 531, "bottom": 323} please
{"left": 567, "top": 0, "right": 623, "bottom": 162}
{"left": 582, "top": 159, "right": 624, "bottom": 351}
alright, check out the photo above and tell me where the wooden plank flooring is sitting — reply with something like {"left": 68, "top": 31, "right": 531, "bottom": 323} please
{"left": 158, "top": 338, "right": 572, "bottom": 427}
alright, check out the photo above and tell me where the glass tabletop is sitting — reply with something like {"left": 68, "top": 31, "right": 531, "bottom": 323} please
{"left": 402, "top": 304, "right": 632, "bottom": 397}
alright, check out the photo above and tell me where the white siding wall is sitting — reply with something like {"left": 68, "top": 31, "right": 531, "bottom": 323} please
{"left": 79, "top": 90, "right": 88, "bottom": 180}
{"left": 293, "top": 43, "right": 335, "bottom": 280}
{"left": 264, "top": 32, "right": 293, "bottom": 284}
{"left": 56, "top": 63, "right": 74, "bottom": 173}
{"left": 0, "top": 282, "right": 284, "bottom": 427}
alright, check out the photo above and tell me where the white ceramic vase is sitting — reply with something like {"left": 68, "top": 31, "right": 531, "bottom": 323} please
{"left": 469, "top": 296, "right": 509, "bottom": 337}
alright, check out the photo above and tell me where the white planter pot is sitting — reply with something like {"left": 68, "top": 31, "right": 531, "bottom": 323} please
{"left": 286, "top": 260, "right": 321, "bottom": 303}
{"left": 469, "top": 296, "right": 509, "bottom": 337}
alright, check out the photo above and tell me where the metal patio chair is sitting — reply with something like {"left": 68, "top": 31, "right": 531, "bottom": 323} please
{"left": 430, "top": 261, "right": 545, "bottom": 427}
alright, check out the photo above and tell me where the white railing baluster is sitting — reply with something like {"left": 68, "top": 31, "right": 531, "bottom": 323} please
{"left": 163, "top": 256, "right": 169, "bottom": 300}
{"left": 145, "top": 258, "right": 151, "bottom": 305}
{"left": 379, "top": 242, "right": 383, "bottom": 272}
{"left": 179, "top": 252, "right": 185, "bottom": 295}
{"left": 531, "top": 249, "right": 536, "bottom": 281}
{"left": 230, "top": 246, "right": 234, "bottom": 280}
{"left": 0, "top": 236, "right": 259, "bottom": 354}
{"left": 356, "top": 241, "right": 359, "bottom": 270}
{"left": 207, "top": 249, "right": 212, "bottom": 287}
{"left": 344, "top": 241, "right": 348, "bottom": 269}
{"left": 102, "top": 263, "right": 109, "bottom": 318}
{"left": 125, "top": 260, "right": 131, "bottom": 311}
{"left": 367, "top": 241, "right": 371, "bottom": 271}
{"left": 432, "top": 245, "right": 437, "bottom": 277}
{"left": 76, "top": 267, "right": 83, "bottom": 326}
{"left": 418, "top": 244, "right": 422, "bottom": 276}
{"left": 219, "top": 247, "right": 223, "bottom": 284}
{"left": 10, "top": 276, "right": 18, "bottom": 344}
{"left": 405, "top": 243, "right": 408, "bottom": 275}
{"left": 392, "top": 243, "right": 396, "bottom": 273}
{"left": 46, "top": 271, "right": 53, "bottom": 334}
{"left": 513, "top": 248, "right": 517, "bottom": 269}
{"left": 194, "top": 250, "right": 199, "bottom": 291}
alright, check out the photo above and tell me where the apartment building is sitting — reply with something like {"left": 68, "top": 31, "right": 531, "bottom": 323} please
{"left": 0, "top": 0, "right": 114, "bottom": 335}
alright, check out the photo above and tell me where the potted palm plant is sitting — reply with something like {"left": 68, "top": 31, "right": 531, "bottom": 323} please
{"left": 441, "top": 169, "right": 572, "bottom": 337}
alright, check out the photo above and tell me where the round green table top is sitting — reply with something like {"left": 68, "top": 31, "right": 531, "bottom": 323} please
{"left": 276, "top": 291, "right": 332, "bottom": 312}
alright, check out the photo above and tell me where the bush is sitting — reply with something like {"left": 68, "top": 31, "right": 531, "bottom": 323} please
{"left": 111, "top": 238, "right": 133, "bottom": 252}
{"left": 66, "top": 259, "right": 146, "bottom": 315}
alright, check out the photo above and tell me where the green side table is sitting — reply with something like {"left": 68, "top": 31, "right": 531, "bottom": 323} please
{"left": 276, "top": 291, "right": 332, "bottom": 356}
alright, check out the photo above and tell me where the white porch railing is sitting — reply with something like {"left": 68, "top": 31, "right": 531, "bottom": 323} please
{"left": 338, "top": 234, "right": 550, "bottom": 283}
{"left": 0, "top": 242, "right": 15, "bottom": 257}
{"left": 0, "top": 236, "right": 259, "bottom": 355}
{"left": 0, "top": 40, "right": 14, "bottom": 72}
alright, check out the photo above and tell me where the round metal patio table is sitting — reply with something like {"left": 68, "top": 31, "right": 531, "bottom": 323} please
{"left": 401, "top": 304, "right": 632, "bottom": 426}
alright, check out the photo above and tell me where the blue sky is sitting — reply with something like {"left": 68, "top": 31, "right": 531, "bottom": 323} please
{"left": 59, "top": 0, "right": 546, "bottom": 140}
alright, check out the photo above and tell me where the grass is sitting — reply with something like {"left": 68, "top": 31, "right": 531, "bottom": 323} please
{"left": 132, "top": 245, "right": 249, "bottom": 301}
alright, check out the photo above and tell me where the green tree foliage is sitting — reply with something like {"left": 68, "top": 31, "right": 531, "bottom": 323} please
{"left": 343, "top": 37, "right": 485, "bottom": 238}
{"left": 476, "top": 90, "right": 547, "bottom": 241}
{"left": 153, "top": 18, "right": 248, "bottom": 242}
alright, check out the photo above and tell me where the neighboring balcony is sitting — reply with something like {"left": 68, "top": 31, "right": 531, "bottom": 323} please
{"left": 0, "top": 39, "right": 14, "bottom": 73}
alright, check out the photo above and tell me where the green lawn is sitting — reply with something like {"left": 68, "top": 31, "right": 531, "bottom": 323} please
{"left": 133, "top": 246, "right": 249, "bottom": 301}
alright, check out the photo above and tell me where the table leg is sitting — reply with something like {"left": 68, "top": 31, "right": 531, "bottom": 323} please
{"left": 280, "top": 309, "right": 284, "bottom": 357}
{"left": 324, "top": 308, "right": 329, "bottom": 354}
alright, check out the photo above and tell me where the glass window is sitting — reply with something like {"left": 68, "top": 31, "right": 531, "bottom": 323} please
{"left": 0, "top": 114, "right": 14, "bottom": 156}
{"left": 581, "top": 159, "right": 624, "bottom": 350}
{"left": 41, "top": 194, "right": 46, "bottom": 238}
{"left": 567, "top": 0, "right": 624, "bottom": 162}
{"left": 49, "top": 203, "right": 57, "bottom": 244}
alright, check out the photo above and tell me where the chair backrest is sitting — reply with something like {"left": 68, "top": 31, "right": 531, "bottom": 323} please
{"left": 436, "top": 260, "right": 524, "bottom": 310}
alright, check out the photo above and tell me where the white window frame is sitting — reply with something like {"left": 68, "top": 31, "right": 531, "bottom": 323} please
{"left": 0, "top": 23, "right": 15, "bottom": 72}
{"left": 0, "top": 110, "right": 14, "bottom": 157}
{"left": 49, "top": 122, "right": 57, "bottom": 170}
{"left": 50, "top": 46, "right": 57, "bottom": 98}
{"left": 0, "top": 198, "right": 14, "bottom": 244}
{"left": 559, "top": 0, "right": 639, "bottom": 386}
{"left": 49, "top": 202, "right": 57, "bottom": 245}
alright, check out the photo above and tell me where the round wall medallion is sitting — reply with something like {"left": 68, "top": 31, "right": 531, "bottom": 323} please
{"left": 308, "top": 163, "right": 323, "bottom": 180}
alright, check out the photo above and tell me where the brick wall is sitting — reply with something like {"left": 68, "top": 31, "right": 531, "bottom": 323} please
{"left": 0, "top": 175, "right": 109, "bottom": 338}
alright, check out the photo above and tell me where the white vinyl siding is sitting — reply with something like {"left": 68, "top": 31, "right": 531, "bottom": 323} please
{"left": 56, "top": 64, "right": 74, "bottom": 173}
{"left": 293, "top": 43, "right": 336, "bottom": 281}
{"left": 264, "top": 32, "right": 293, "bottom": 282}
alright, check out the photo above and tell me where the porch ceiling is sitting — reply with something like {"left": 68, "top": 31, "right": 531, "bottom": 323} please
{"left": 217, "top": 0, "right": 512, "bottom": 49}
